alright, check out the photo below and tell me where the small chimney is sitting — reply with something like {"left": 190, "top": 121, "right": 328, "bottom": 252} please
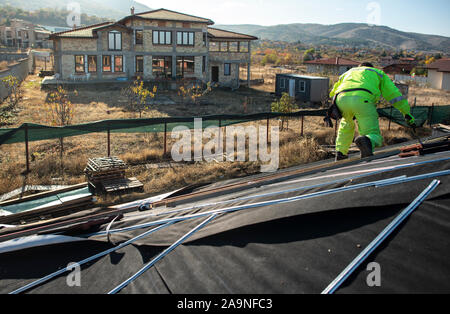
{"left": 131, "top": 6, "right": 135, "bottom": 15}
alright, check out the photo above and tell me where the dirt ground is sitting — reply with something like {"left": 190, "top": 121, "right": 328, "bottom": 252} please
{"left": 0, "top": 64, "right": 447, "bottom": 205}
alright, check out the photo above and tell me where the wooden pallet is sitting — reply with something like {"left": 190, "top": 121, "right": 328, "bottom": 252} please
{"left": 86, "top": 157, "right": 128, "bottom": 172}
{"left": 102, "top": 177, "right": 144, "bottom": 193}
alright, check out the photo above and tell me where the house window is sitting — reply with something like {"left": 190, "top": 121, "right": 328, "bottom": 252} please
{"left": 88, "top": 55, "right": 97, "bottom": 73}
{"left": 135, "top": 30, "right": 143, "bottom": 45}
{"left": 229, "top": 42, "right": 238, "bottom": 52}
{"left": 102, "top": 55, "right": 111, "bottom": 72}
{"left": 152, "top": 56, "right": 172, "bottom": 78}
{"left": 202, "top": 56, "right": 206, "bottom": 73}
{"left": 177, "top": 31, "right": 194, "bottom": 46}
{"left": 176, "top": 56, "right": 195, "bottom": 77}
{"left": 299, "top": 81, "right": 306, "bottom": 92}
{"left": 209, "top": 42, "right": 219, "bottom": 52}
{"left": 220, "top": 42, "right": 228, "bottom": 52}
{"left": 75, "top": 55, "right": 85, "bottom": 73}
{"left": 239, "top": 42, "right": 249, "bottom": 52}
{"left": 136, "top": 55, "right": 144, "bottom": 73}
{"left": 114, "top": 55, "right": 123, "bottom": 72}
{"left": 224, "top": 63, "right": 231, "bottom": 76}
{"left": 153, "top": 31, "right": 172, "bottom": 45}
{"left": 108, "top": 31, "right": 122, "bottom": 51}
{"left": 280, "top": 78, "right": 286, "bottom": 89}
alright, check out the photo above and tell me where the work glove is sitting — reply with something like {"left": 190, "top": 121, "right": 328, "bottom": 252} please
{"left": 405, "top": 114, "right": 416, "bottom": 128}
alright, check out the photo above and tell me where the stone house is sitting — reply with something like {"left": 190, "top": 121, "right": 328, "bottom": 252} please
{"left": 0, "top": 19, "right": 52, "bottom": 48}
{"left": 50, "top": 9, "right": 258, "bottom": 88}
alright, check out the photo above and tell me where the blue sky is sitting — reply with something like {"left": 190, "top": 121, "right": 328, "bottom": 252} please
{"left": 136, "top": 0, "right": 450, "bottom": 37}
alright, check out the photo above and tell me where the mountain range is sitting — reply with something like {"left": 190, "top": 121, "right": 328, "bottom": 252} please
{"left": 215, "top": 23, "right": 450, "bottom": 53}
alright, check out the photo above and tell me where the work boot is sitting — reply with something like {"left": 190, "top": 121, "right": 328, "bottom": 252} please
{"left": 355, "top": 136, "right": 374, "bottom": 158}
{"left": 335, "top": 151, "right": 348, "bottom": 162}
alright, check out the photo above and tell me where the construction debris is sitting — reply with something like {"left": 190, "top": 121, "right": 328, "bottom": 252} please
{"left": 399, "top": 137, "right": 450, "bottom": 158}
{"left": 0, "top": 187, "right": 93, "bottom": 226}
{"left": 84, "top": 157, "right": 143, "bottom": 194}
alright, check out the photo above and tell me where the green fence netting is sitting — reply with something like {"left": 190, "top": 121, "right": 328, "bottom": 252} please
{"left": 0, "top": 106, "right": 449, "bottom": 146}
{"left": 378, "top": 105, "right": 450, "bottom": 128}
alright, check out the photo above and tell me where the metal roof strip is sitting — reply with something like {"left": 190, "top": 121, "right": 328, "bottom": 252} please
{"left": 9, "top": 169, "right": 449, "bottom": 294}
{"left": 130, "top": 156, "right": 450, "bottom": 220}
{"left": 9, "top": 222, "right": 174, "bottom": 294}
{"left": 95, "top": 169, "right": 450, "bottom": 237}
{"left": 321, "top": 179, "right": 441, "bottom": 294}
{"left": 108, "top": 213, "right": 218, "bottom": 294}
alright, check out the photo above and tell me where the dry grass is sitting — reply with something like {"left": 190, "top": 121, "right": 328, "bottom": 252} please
{"left": 0, "top": 70, "right": 444, "bottom": 203}
{"left": 0, "top": 61, "right": 9, "bottom": 71}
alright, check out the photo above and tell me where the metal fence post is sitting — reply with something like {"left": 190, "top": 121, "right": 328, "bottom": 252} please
{"left": 164, "top": 122, "right": 167, "bottom": 156}
{"left": 301, "top": 115, "right": 304, "bottom": 137}
{"left": 24, "top": 124, "right": 30, "bottom": 173}
{"left": 429, "top": 103, "right": 435, "bottom": 127}
{"left": 107, "top": 128, "right": 111, "bottom": 157}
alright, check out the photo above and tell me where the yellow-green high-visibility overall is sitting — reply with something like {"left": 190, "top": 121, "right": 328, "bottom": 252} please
{"left": 330, "top": 66, "right": 412, "bottom": 155}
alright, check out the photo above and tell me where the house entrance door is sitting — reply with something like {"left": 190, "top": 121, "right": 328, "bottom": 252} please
{"left": 212, "top": 66, "right": 219, "bottom": 83}
{"left": 289, "top": 79, "right": 296, "bottom": 97}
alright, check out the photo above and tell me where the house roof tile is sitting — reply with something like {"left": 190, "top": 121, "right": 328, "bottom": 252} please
{"left": 49, "top": 22, "right": 114, "bottom": 39}
{"left": 304, "top": 57, "right": 360, "bottom": 66}
{"left": 133, "top": 8, "right": 214, "bottom": 25}
{"left": 426, "top": 58, "right": 450, "bottom": 73}
{"left": 207, "top": 27, "right": 258, "bottom": 40}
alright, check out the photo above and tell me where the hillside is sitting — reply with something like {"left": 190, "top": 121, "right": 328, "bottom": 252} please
{"left": 0, "top": 0, "right": 150, "bottom": 20}
{"left": 216, "top": 23, "right": 450, "bottom": 53}
{"left": 0, "top": 6, "right": 110, "bottom": 27}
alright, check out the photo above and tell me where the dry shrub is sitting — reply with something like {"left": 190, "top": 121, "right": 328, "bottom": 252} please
{"left": 121, "top": 148, "right": 165, "bottom": 165}
{"left": 279, "top": 136, "right": 328, "bottom": 168}
{"left": 0, "top": 61, "right": 9, "bottom": 71}
{"left": 310, "top": 129, "right": 336, "bottom": 146}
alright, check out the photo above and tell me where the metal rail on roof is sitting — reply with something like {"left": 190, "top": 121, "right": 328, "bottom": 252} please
{"left": 148, "top": 154, "right": 450, "bottom": 218}
{"left": 8, "top": 169, "right": 449, "bottom": 294}
{"left": 321, "top": 179, "right": 441, "bottom": 294}
{"left": 92, "top": 169, "right": 450, "bottom": 238}
{"left": 108, "top": 213, "right": 218, "bottom": 294}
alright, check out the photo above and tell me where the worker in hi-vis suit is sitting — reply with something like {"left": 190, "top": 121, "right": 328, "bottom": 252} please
{"left": 330, "top": 62, "right": 416, "bottom": 160}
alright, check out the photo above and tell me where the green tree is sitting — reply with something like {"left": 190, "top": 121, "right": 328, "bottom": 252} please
{"left": 1, "top": 75, "right": 23, "bottom": 111}
{"left": 121, "top": 78, "right": 157, "bottom": 118}
{"left": 271, "top": 93, "right": 297, "bottom": 131}
{"left": 303, "top": 48, "right": 315, "bottom": 62}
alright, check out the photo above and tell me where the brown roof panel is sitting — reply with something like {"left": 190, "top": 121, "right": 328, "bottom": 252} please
{"left": 426, "top": 58, "right": 450, "bottom": 73}
{"left": 49, "top": 22, "right": 113, "bottom": 39}
{"left": 208, "top": 27, "right": 258, "bottom": 40}
{"left": 134, "top": 8, "right": 214, "bottom": 25}
{"left": 304, "top": 57, "right": 360, "bottom": 66}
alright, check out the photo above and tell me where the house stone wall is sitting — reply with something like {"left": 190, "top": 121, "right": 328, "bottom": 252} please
{"left": 61, "top": 38, "right": 97, "bottom": 51}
